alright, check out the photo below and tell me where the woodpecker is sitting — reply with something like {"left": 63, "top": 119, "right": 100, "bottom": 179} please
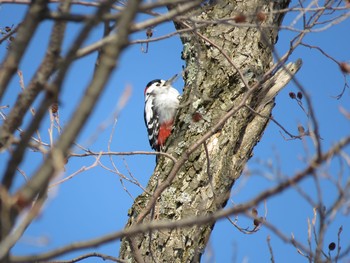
{"left": 144, "top": 77, "right": 180, "bottom": 151}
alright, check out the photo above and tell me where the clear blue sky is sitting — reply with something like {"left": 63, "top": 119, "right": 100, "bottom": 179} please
{"left": 1, "top": 1, "right": 350, "bottom": 262}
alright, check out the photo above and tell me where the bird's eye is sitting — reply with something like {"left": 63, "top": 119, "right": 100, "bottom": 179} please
{"left": 156, "top": 83, "right": 161, "bottom": 86}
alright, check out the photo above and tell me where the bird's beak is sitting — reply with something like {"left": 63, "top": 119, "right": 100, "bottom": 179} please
{"left": 164, "top": 74, "right": 178, "bottom": 86}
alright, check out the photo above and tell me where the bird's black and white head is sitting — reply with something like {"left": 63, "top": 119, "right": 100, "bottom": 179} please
{"left": 144, "top": 75, "right": 179, "bottom": 101}
{"left": 144, "top": 79, "right": 165, "bottom": 101}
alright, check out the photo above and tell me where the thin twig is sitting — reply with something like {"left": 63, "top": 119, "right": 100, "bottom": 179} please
{"left": 10, "top": 134, "right": 350, "bottom": 262}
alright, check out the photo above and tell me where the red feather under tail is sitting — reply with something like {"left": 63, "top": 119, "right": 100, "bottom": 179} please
{"left": 157, "top": 121, "right": 173, "bottom": 149}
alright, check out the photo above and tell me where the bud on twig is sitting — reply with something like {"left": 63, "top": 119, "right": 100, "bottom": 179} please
{"left": 328, "top": 242, "right": 336, "bottom": 251}
{"left": 339, "top": 62, "right": 350, "bottom": 74}
{"left": 289, "top": 92, "right": 296, "bottom": 99}
{"left": 233, "top": 13, "right": 246, "bottom": 23}
{"left": 256, "top": 11, "right": 266, "bottom": 22}
{"left": 297, "top": 92, "right": 303, "bottom": 100}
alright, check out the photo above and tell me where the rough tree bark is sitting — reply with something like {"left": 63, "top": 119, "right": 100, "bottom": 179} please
{"left": 120, "top": 0, "right": 296, "bottom": 262}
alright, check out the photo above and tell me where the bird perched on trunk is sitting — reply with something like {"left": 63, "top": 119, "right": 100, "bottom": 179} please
{"left": 144, "top": 75, "right": 180, "bottom": 152}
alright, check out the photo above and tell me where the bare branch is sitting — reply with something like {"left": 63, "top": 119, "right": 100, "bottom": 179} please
{"left": 0, "top": 0, "right": 49, "bottom": 102}
{"left": 14, "top": 0, "right": 140, "bottom": 217}
{"left": 10, "top": 134, "right": 350, "bottom": 262}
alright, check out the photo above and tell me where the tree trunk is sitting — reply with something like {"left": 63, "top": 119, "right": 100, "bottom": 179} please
{"left": 120, "top": 0, "right": 291, "bottom": 262}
